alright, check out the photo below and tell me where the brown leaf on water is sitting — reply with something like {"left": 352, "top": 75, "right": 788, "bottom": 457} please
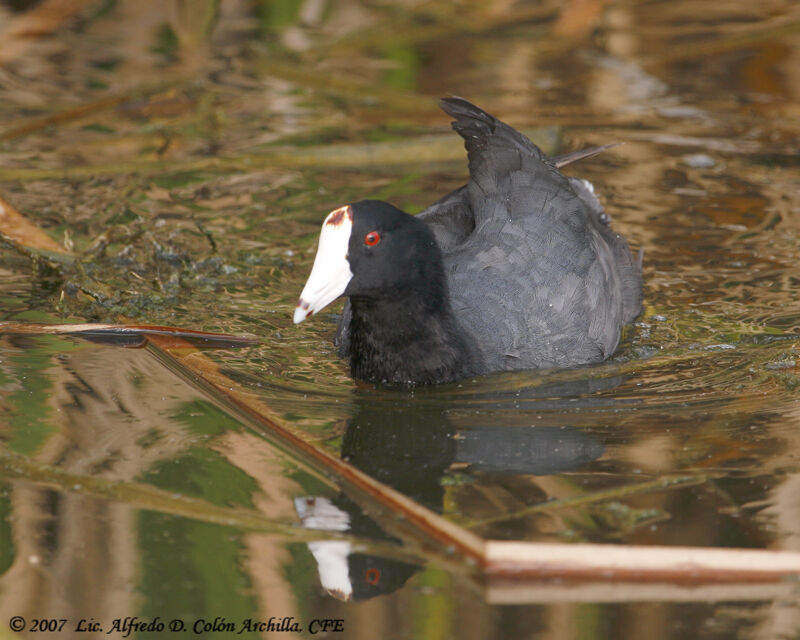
{"left": 0, "top": 194, "right": 71, "bottom": 255}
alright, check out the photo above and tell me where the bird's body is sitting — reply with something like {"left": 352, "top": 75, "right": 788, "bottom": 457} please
{"left": 295, "top": 98, "right": 642, "bottom": 385}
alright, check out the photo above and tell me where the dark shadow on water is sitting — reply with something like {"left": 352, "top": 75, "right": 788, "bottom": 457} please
{"left": 341, "top": 389, "right": 607, "bottom": 509}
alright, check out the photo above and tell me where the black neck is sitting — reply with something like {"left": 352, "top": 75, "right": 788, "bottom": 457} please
{"left": 348, "top": 295, "right": 481, "bottom": 385}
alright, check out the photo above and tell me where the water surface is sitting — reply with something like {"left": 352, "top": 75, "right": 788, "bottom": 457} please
{"left": 1, "top": 0, "right": 799, "bottom": 638}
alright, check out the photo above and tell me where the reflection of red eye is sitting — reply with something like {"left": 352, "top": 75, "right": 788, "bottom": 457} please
{"left": 365, "top": 568, "right": 381, "bottom": 585}
{"left": 364, "top": 231, "right": 381, "bottom": 246}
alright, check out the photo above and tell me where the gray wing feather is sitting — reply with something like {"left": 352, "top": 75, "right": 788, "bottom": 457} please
{"left": 438, "top": 97, "right": 641, "bottom": 370}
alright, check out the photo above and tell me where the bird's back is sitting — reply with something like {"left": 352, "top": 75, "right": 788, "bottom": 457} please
{"left": 425, "top": 98, "right": 642, "bottom": 370}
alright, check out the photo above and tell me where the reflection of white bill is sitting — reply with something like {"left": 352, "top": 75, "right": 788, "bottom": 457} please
{"left": 307, "top": 542, "right": 353, "bottom": 602}
{"left": 294, "top": 497, "right": 353, "bottom": 601}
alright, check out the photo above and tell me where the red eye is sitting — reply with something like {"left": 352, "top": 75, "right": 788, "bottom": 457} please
{"left": 364, "top": 231, "right": 381, "bottom": 246}
{"left": 365, "top": 568, "right": 381, "bottom": 585}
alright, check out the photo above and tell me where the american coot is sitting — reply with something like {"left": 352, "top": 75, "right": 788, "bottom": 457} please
{"left": 293, "top": 97, "right": 642, "bottom": 385}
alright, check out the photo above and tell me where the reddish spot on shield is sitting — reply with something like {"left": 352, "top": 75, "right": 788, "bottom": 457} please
{"left": 325, "top": 205, "right": 353, "bottom": 227}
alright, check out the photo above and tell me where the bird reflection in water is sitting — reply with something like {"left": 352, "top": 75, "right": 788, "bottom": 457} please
{"left": 296, "top": 380, "right": 612, "bottom": 601}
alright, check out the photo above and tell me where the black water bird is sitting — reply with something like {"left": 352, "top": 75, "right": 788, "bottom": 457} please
{"left": 294, "top": 97, "right": 642, "bottom": 385}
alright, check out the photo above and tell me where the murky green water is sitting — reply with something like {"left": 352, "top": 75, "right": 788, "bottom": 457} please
{"left": 1, "top": 0, "right": 799, "bottom": 638}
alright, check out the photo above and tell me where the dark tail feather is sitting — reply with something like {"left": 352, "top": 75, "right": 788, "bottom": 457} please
{"left": 552, "top": 143, "right": 621, "bottom": 168}
{"left": 440, "top": 97, "right": 618, "bottom": 168}
{"left": 439, "top": 96, "right": 498, "bottom": 136}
